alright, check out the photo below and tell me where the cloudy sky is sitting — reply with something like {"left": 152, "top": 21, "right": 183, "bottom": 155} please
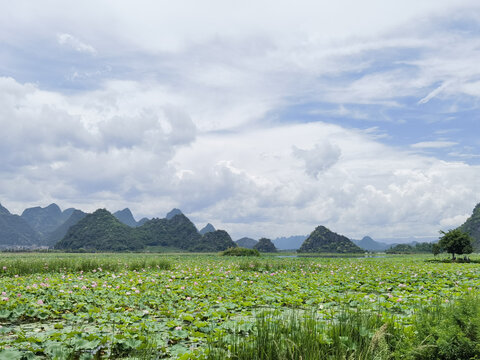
{"left": 1, "top": 1, "right": 479, "bottom": 241}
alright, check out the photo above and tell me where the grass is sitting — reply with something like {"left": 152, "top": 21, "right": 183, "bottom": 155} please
{"left": 207, "top": 295, "right": 480, "bottom": 360}
{"left": 0, "top": 253, "right": 172, "bottom": 276}
{"left": 207, "top": 309, "right": 391, "bottom": 360}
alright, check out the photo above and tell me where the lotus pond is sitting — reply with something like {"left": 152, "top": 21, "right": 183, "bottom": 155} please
{"left": 0, "top": 253, "right": 479, "bottom": 359}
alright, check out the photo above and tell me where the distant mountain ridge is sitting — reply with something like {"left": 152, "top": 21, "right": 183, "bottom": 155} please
{"left": 0, "top": 203, "right": 39, "bottom": 247}
{"left": 199, "top": 223, "right": 216, "bottom": 235}
{"left": 273, "top": 235, "right": 307, "bottom": 250}
{"left": 21, "top": 203, "right": 73, "bottom": 241}
{"left": 45, "top": 210, "right": 87, "bottom": 247}
{"left": 113, "top": 208, "right": 149, "bottom": 227}
{"left": 113, "top": 208, "right": 138, "bottom": 227}
{"left": 1, "top": 202, "right": 230, "bottom": 250}
{"left": 352, "top": 236, "right": 391, "bottom": 251}
{"left": 236, "top": 237, "right": 258, "bottom": 249}
{"left": 0, "top": 203, "right": 11, "bottom": 216}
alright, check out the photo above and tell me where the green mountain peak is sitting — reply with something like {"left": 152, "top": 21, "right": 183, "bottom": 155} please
{"left": 298, "top": 225, "right": 364, "bottom": 253}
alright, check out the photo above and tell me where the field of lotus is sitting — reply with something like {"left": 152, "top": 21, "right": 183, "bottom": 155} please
{"left": 0, "top": 253, "right": 479, "bottom": 359}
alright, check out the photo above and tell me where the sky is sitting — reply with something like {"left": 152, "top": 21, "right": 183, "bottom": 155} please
{"left": 0, "top": 0, "right": 479, "bottom": 241}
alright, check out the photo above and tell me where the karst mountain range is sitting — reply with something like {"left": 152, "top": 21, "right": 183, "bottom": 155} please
{"left": 0, "top": 202, "right": 479, "bottom": 252}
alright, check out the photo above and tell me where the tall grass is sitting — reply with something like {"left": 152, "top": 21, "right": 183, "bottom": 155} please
{"left": 0, "top": 254, "right": 171, "bottom": 276}
{"left": 207, "top": 309, "right": 392, "bottom": 360}
{"left": 207, "top": 295, "right": 480, "bottom": 360}
{"left": 397, "top": 295, "right": 480, "bottom": 360}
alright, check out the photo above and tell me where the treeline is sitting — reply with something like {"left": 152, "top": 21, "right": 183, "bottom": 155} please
{"left": 385, "top": 242, "right": 433, "bottom": 254}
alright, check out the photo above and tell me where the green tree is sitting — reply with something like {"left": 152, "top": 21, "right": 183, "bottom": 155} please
{"left": 438, "top": 229, "right": 473, "bottom": 260}
{"left": 432, "top": 243, "right": 442, "bottom": 257}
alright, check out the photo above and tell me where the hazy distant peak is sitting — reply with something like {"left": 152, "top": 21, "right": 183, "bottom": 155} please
{"left": 62, "top": 208, "right": 76, "bottom": 218}
{"left": 353, "top": 236, "right": 390, "bottom": 251}
{"left": 235, "top": 237, "right": 258, "bottom": 249}
{"left": 0, "top": 203, "right": 11, "bottom": 215}
{"left": 199, "top": 223, "right": 216, "bottom": 235}
{"left": 22, "top": 203, "right": 61, "bottom": 217}
{"left": 45, "top": 203, "right": 62, "bottom": 213}
{"left": 137, "top": 217, "right": 149, "bottom": 226}
{"left": 117, "top": 208, "right": 134, "bottom": 216}
{"left": 113, "top": 208, "right": 138, "bottom": 227}
{"left": 166, "top": 208, "right": 183, "bottom": 220}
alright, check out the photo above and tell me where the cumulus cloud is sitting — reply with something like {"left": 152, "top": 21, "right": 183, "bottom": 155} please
{"left": 292, "top": 142, "right": 341, "bottom": 178}
{"left": 173, "top": 122, "right": 480, "bottom": 239}
{"left": 1, "top": 1, "right": 480, "bottom": 241}
{"left": 0, "top": 77, "right": 196, "bottom": 215}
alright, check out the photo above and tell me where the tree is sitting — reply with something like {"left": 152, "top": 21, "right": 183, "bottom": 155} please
{"left": 438, "top": 229, "right": 473, "bottom": 260}
{"left": 432, "top": 243, "right": 442, "bottom": 257}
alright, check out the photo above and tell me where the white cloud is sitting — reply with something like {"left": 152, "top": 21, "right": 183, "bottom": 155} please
{"left": 1, "top": 1, "right": 480, "bottom": 241}
{"left": 0, "top": 77, "right": 195, "bottom": 216}
{"left": 57, "top": 33, "right": 96, "bottom": 54}
{"left": 1, "top": 77, "right": 479, "bottom": 239}
{"left": 418, "top": 81, "right": 452, "bottom": 104}
{"left": 292, "top": 142, "right": 341, "bottom": 178}
{"left": 411, "top": 141, "right": 457, "bottom": 149}
{"left": 173, "top": 123, "right": 480, "bottom": 239}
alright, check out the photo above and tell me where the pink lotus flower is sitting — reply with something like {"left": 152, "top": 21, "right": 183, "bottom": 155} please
{"left": 37, "top": 300, "right": 44, "bottom": 305}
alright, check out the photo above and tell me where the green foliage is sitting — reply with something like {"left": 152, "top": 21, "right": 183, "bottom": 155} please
{"left": 0, "top": 253, "right": 171, "bottom": 276}
{"left": 253, "top": 238, "right": 277, "bottom": 253}
{"left": 208, "top": 296, "right": 480, "bottom": 360}
{"left": 207, "top": 309, "right": 392, "bottom": 360}
{"left": 55, "top": 209, "right": 139, "bottom": 251}
{"left": 55, "top": 211, "right": 237, "bottom": 253}
{"left": 221, "top": 247, "right": 260, "bottom": 256}
{"left": 432, "top": 243, "right": 442, "bottom": 256}
{"left": 386, "top": 242, "right": 434, "bottom": 254}
{"left": 398, "top": 295, "right": 480, "bottom": 359}
{"left": 193, "top": 230, "right": 237, "bottom": 252}
{"left": 1, "top": 253, "right": 480, "bottom": 358}
{"left": 438, "top": 228, "right": 473, "bottom": 259}
{"left": 298, "top": 226, "right": 364, "bottom": 253}
{"left": 459, "top": 202, "right": 480, "bottom": 249}
{"left": 137, "top": 214, "right": 201, "bottom": 250}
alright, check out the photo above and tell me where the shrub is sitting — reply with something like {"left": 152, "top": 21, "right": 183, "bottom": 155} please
{"left": 221, "top": 247, "right": 260, "bottom": 256}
